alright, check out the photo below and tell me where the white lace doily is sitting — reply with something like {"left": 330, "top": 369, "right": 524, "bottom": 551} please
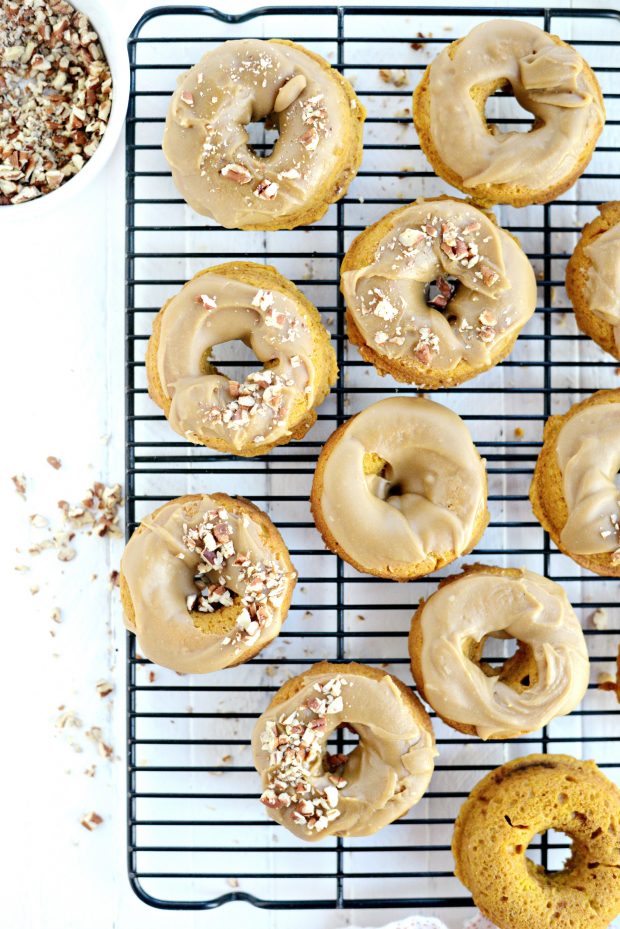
{"left": 358, "top": 915, "right": 497, "bottom": 929}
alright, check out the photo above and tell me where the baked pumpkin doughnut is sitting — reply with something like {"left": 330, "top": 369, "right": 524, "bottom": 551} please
{"left": 453, "top": 754, "right": 620, "bottom": 929}
{"left": 163, "top": 39, "right": 365, "bottom": 230}
{"left": 530, "top": 389, "right": 620, "bottom": 576}
{"left": 566, "top": 201, "right": 620, "bottom": 361}
{"left": 252, "top": 661, "right": 436, "bottom": 841}
{"left": 413, "top": 20, "right": 605, "bottom": 207}
{"left": 146, "top": 261, "right": 337, "bottom": 457}
{"left": 340, "top": 197, "right": 537, "bottom": 388}
{"left": 409, "top": 564, "right": 589, "bottom": 740}
{"left": 310, "top": 397, "right": 489, "bottom": 579}
{"left": 120, "top": 493, "right": 296, "bottom": 674}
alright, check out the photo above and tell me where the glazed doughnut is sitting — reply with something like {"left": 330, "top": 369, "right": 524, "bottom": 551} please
{"left": 146, "top": 261, "right": 337, "bottom": 456}
{"left": 409, "top": 565, "right": 589, "bottom": 740}
{"left": 120, "top": 493, "right": 296, "bottom": 674}
{"left": 252, "top": 661, "right": 436, "bottom": 840}
{"left": 453, "top": 754, "right": 620, "bottom": 929}
{"left": 414, "top": 20, "right": 605, "bottom": 207}
{"left": 310, "top": 397, "right": 489, "bottom": 579}
{"left": 163, "top": 39, "right": 365, "bottom": 230}
{"left": 341, "top": 197, "right": 537, "bottom": 388}
{"left": 530, "top": 389, "right": 620, "bottom": 576}
{"left": 566, "top": 201, "right": 620, "bottom": 361}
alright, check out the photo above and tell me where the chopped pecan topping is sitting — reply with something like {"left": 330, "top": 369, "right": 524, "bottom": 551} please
{"left": 480, "top": 265, "right": 500, "bottom": 287}
{"left": 182, "top": 505, "right": 290, "bottom": 650}
{"left": 278, "top": 167, "right": 301, "bottom": 180}
{"left": 259, "top": 677, "right": 351, "bottom": 833}
{"left": 399, "top": 228, "right": 425, "bottom": 249}
{"left": 374, "top": 297, "right": 398, "bottom": 321}
{"left": 221, "top": 163, "right": 252, "bottom": 184}
{"left": 299, "top": 126, "right": 319, "bottom": 151}
{"left": 273, "top": 73, "right": 307, "bottom": 112}
{"left": 413, "top": 327, "right": 440, "bottom": 364}
{"left": 196, "top": 293, "right": 217, "bottom": 310}
{"left": 478, "top": 310, "right": 497, "bottom": 327}
{"left": 253, "top": 179, "right": 278, "bottom": 200}
{"left": 252, "top": 289, "right": 275, "bottom": 312}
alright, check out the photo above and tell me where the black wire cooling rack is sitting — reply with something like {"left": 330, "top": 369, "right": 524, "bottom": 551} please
{"left": 125, "top": 5, "right": 620, "bottom": 919}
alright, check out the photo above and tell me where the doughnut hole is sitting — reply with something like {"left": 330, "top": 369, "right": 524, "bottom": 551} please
{"left": 363, "top": 451, "right": 443, "bottom": 504}
{"left": 190, "top": 594, "right": 246, "bottom": 637}
{"left": 465, "top": 632, "right": 539, "bottom": 692}
{"left": 185, "top": 557, "right": 246, "bottom": 636}
{"left": 326, "top": 722, "right": 360, "bottom": 767}
{"left": 363, "top": 453, "right": 404, "bottom": 499}
{"left": 246, "top": 113, "right": 280, "bottom": 157}
{"left": 475, "top": 77, "right": 541, "bottom": 135}
{"left": 202, "top": 339, "right": 277, "bottom": 384}
{"left": 523, "top": 826, "right": 600, "bottom": 921}
{"left": 424, "top": 275, "right": 460, "bottom": 323}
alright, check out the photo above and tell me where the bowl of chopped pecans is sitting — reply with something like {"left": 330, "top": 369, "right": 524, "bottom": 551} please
{"left": 0, "top": 0, "right": 130, "bottom": 217}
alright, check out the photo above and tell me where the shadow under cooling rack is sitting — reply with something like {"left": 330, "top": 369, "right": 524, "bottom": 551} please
{"left": 125, "top": 4, "right": 620, "bottom": 917}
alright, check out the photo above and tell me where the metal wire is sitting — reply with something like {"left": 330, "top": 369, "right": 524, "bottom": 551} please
{"left": 125, "top": 4, "right": 620, "bottom": 916}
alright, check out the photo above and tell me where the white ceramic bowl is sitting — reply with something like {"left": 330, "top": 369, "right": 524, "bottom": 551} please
{"left": 1, "top": 0, "right": 130, "bottom": 222}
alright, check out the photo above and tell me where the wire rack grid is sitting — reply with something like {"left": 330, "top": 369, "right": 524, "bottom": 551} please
{"left": 125, "top": 5, "right": 620, "bottom": 922}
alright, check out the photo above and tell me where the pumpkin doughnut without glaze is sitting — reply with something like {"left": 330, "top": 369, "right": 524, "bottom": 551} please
{"left": 530, "top": 389, "right": 620, "bottom": 577}
{"left": 413, "top": 20, "right": 605, "bottom": 207}
{"left": 146, "top": 261, "right": 337, "bottom": 457}
{"left": 409, "top": 564, "right": 589, "bottom": 740}
{"left": 163, "top": 39, "right": 365, "bottom": 230}
{"left": 452, "top": 754, "right": 620, "bottom": 929}
{"left": 341, "top": 197, "right": 537, "bottom": 388}
{"left": 310, "top": 396, "right": 489, "bottom": 580}
{"left": 252, "top": 661, "right": 436, "bottom": 841}
{"left": 566, "top": 201, "right": 620, "bottom": 361}
{"left": 120, "top": 494, "right": 296, "bottom": 674}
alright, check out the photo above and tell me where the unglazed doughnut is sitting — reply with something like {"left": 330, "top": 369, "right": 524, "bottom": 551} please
{"left": 251, "top": 661, "right": 436, "bottom": 840}
{"left": 409, "top": 565, "right": 589, "bottom": 740}
{"left": 146, "top": 262, "right": 337, "bottom": 456}
{"left": 414, "top": 20, "right": 605, "bottom": 207}
{"left": 163, "top": 39, "right": 365, "bottom": 230}
{"left": 530, "top": 389, "right": 620, "bottom": 576}
{"left": 120, "top": 494, "right": 296, "bottom": 673}
{"left": 452, "top": 755, "right": 620, "bottom": 929}
{"left": 566, "top": 201, "right": 620, "bottom": 361}
{"left": 341, "top": 197, "right": 537, "bottom": 388}
{"left": 310, "top": 397, "right": 489, "bottom": 579}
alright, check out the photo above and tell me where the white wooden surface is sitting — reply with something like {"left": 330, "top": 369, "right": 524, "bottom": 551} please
{"left": 2, "top": 1, "right": 619, "bottom": 927}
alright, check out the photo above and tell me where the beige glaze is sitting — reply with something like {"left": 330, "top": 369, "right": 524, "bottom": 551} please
{"left": 121, "top": 496, "right": 296, "bottom": 673}
{"left": 252, "top": 666, "right": 436, "bottom": 840}
{"left": 163, "top": 39, "right": 360, "bottom": 228}
{"left": 316, "top": 397, "right": 487, "bottom": 573}
{"left": 556, "top": 403, "right": 620, "bottom": 555}
{"left": 341, "top": 199, "right": 536, "bottom": 372}
{"left": 428, "top": 20, "right": 605, "bottom": 191}
{"left": 584, "top": 221, "right": 620, "bottom": 355}
{"left": 156, "top": 273, "right": 316, "bottom": 450}
{"left": 417, "top": 568, "right": 589, "bottom": 740}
